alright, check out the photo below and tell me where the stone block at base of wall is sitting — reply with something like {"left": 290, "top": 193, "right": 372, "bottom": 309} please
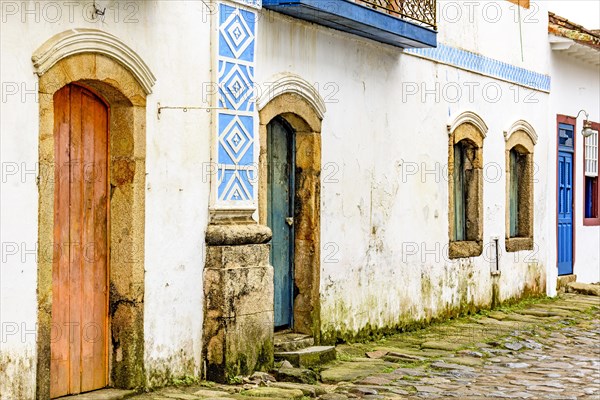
{"left": 203, "top": 226, "right": 274, "bottom": 383}
{"left": 557, "top": 274, "right": 577, "bottom": 293}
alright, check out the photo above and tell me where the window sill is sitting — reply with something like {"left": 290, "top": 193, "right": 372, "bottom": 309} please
{"left": 449, "top": 240, "right": 483, "bottom": 259}
{"left": 506, "top": 237, "right": 533, "bottom": 253}
{"left": 583, "top": 217, "right": 600, "bottom": 226}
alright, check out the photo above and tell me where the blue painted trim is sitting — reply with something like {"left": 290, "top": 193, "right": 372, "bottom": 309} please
{"left": 405, "top": 43, "right": 551, "bottom": 92}
{"left": 230, "top": 0, "right": 262, "bottom": 9}
{"left": 263, "top": 0, "right": 436, "bottom": 48}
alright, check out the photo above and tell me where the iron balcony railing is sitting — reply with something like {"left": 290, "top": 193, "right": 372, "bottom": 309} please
{"left": 354, "top": 0, "right": 437, "bottom": 30}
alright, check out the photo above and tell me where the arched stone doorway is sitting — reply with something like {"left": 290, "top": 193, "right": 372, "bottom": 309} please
{"left": 33, "top": 30, "right": 154, "bottom": 398}
{"left": 258, "top": 81, "right": 325, "bottom": 340}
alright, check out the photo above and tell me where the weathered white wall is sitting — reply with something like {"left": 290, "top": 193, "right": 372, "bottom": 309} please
{"left": 2, "top": 0, "right": 590, "bottom": 397}
{"left": 0, "top": 13, "right": 39, "bottom": 394}
{"left": 549, "top": 50, "right": 600, "bottom": 285}
{"left": 256, "top": 3, "right": 552, "bottom": 339}
{"left": 0, "top": 1, "right": 212, "bottom": 396}
{"left": 438, "top": 0, "right": 549, "bottom": 72}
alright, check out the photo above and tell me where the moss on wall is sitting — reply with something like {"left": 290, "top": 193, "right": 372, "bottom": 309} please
{"left": 1, "top": 352, "right": 36, "bottom": 400}
{"left": 320, "top": 262, "right": 546, "bottom": 345}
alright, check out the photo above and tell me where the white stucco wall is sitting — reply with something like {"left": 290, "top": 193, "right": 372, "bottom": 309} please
{"left": 549, "top": 50, "right": 600, "bottom": 284}
{"left": 2, "top": 0, "right": 590, "bottom": 397}
{"left": 256, "top": 3, "right": 552, "bottom": 339}
{"left": 0, "top": 1, "right": 212, "bottom": 396}
{"left": 438, "top": 0, "right": 549, "bottom": 72}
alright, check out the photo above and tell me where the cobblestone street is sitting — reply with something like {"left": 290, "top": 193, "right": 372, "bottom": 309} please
{"left": 125, "top": 293, "right": 600, "bottom": 400}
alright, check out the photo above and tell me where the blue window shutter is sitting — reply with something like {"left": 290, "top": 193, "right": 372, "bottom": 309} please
{"left": 454, "top": 143, "right": 466, "bottom": 241}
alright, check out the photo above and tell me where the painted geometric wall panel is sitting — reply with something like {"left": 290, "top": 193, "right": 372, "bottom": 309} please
{"left": 218, "top": 61, "right": 255, "bottom": 112}
{"left": 218, "top": 114, "right": 254, "bottom": 165}
{"left": 218, "top": 167, "right": 255, "bottom": 201}
{"left": 215, "top": 2, "right": 257, "bottom": 206}
{"left": 219, "top": 7, "right": 256, "bottom": 61}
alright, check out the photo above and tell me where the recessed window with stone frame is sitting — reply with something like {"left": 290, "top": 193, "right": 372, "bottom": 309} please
{"left": 448, "top": 122, "right": 485, "bottom": 259}
{"left": 504, "top": 126, "right": 536, "bottom": 252}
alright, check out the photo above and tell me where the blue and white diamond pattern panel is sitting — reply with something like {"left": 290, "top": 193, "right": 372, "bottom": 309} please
{"left": 218, "top": 167, "right": 255, "bottom": 201}
{"left": 216, "top": 3, "right": 257, "bottom": 204}
{"left": 219, "top": 4, "right": 255, "bottom": 62}
{"left": 218, "top": 61, "right": 255, "bottom": 112}
{"left": 219, "top": 114, "right": 254, "bottom": 165}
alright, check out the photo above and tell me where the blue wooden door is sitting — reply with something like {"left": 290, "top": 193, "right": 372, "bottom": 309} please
{"left": 558, "top": 123, "right": 574, "bottom": 275}
{"left": 267, "top": 118, "right": 294, "bottom": 328}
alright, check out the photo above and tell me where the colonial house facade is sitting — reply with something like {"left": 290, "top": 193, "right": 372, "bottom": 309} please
{"left": 547, "top": 13, "right": 600, "bottom": 288}
{"left": 0, "top": 0, "right": 597, "bottom": 399}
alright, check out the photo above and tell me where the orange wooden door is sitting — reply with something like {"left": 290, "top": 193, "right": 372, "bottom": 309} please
{"left": 51, "top": 84, "right": 109, "bottom": 398}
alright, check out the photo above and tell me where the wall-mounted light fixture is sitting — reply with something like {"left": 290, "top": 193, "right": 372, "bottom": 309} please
{"left": 575, "top": 110, "right": 598, "bottom": 138}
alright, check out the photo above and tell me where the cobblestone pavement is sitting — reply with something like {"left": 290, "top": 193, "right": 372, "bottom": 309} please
{"left": 130, "top": 293, "right": 599, "bottom": 400}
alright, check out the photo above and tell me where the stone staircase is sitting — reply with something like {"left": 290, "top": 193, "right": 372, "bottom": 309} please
{"left": 274, "top": 331, "right": 336, "bottom": 368}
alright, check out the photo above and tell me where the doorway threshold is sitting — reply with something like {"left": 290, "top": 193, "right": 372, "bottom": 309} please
{"left": 55, "top": 389, "right": 136, "bottom": 400}
{"left": 274, "top": 330, "right": 314, "bottom": 352}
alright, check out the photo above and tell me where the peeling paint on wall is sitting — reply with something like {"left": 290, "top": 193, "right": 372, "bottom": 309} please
{"left": 0, "top": 351, "right": 36, "bottom": 400}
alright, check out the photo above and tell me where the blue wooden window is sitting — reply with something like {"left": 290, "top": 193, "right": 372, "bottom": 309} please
{"left": 558, "top": 123, "right": 574, "bottom": 148}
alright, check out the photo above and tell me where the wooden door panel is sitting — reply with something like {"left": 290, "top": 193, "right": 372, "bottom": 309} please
{"left": 267, "top": 119, "right": 294, "bottom": 328}
{"left": 68, "top": 85, "right": 84, "bottom": 394}
{"left": 81, "top": 89, "right": 96, "bottom": 391}
{"left": 80, "top": 90, "right": 108, "bottom": 392}
{"left": 51, "top": 85, "right": 72, "bottom": 399}
{"left": 92, "top": 90, "right": 109, "bottom": 390}
{"left": 51, "top": 84, "right": 108, "bottom": 398}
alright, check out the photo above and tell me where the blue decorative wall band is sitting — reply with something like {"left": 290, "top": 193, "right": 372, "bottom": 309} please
{"left": 405, "top": 43, "right": 551, "bottom": 92}
{"left": 216, "top": 3, "right": 257, "bottom": 205}
{"left": 230, "top": 0, "right": 262, "bottom": 9}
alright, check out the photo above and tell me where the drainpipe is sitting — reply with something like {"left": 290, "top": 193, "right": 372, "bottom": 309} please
{"left": 491, "top": 237, "right": 501, "bottom": 308}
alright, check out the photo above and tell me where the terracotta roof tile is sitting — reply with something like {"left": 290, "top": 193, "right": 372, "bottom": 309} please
{"left": 548, "top": 12, "right": 600, "bottom": 51}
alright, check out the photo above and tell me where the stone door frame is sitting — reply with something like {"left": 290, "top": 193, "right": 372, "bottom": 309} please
{"left": 32, "top": 29, "right": 154, "bottom": 398}
{"left": 258, "top": 77, "right": 325, "bottom": 340}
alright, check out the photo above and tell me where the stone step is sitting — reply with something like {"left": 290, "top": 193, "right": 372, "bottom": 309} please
{"left": 274, "top": 331, "right": 315, "bottom": 352}
{"left": 275, "top": 345, "right": 336, "bottom": 368}
{"left": 566, "top": 282, "right": 600, "bottom": 297}
{"left": 557, "top": 274, "right": 577, "bottom": 292}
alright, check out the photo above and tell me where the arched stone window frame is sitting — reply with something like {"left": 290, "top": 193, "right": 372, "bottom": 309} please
{"left": 504, "top": 120, "right": 537, "bottom": 252}
{"left": 447, "top": 111, "right": 487, "bottom": 259}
